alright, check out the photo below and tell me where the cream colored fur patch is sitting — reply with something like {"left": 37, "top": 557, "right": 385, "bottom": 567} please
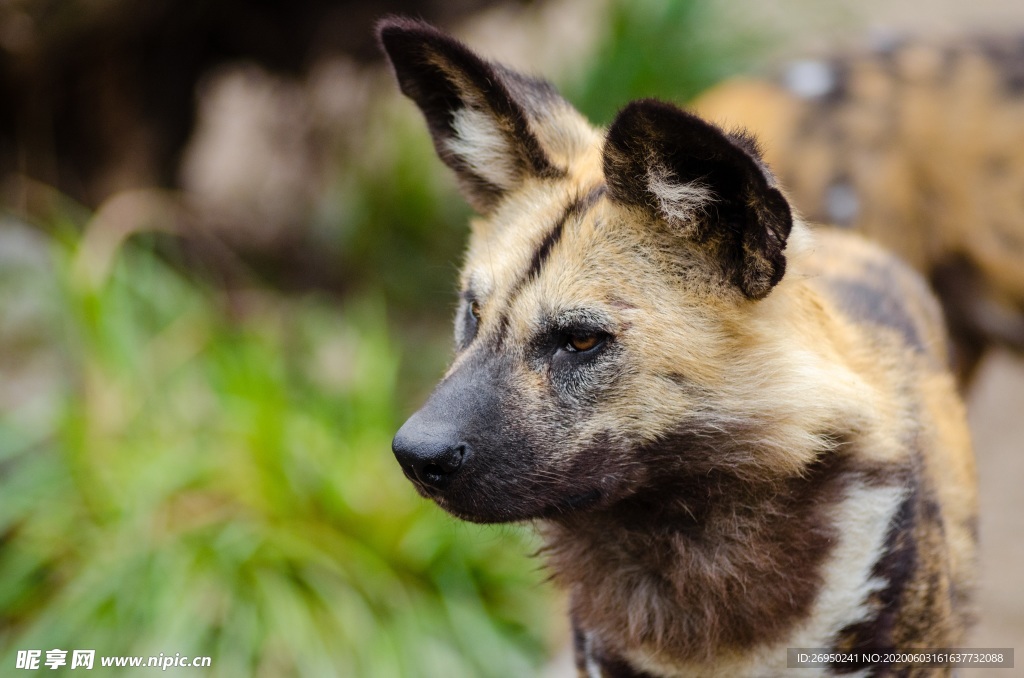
{"left": 446, "top": 106, "right": 520, "bottom": 189}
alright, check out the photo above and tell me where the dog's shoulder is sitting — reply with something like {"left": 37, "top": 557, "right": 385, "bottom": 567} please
{"left": 796, "top": 227, "right": 949, "bottom": 367}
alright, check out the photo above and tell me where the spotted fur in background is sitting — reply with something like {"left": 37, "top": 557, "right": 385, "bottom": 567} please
{"left": 694, "top": 37, "right": 1024, "bottom": 386}
{"left": 379, "top": 18, "right": 977, "bottom": 677}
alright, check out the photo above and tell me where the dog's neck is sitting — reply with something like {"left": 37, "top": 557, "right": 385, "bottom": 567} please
{"left": 538, "top": 451, "right": 857, "bottom": 670}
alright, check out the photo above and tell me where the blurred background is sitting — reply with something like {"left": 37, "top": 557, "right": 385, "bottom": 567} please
{"left": 0, "top": 0, "right": 1021, "bottom": 676}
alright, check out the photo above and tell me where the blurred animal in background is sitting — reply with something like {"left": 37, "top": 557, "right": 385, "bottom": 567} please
{"left": 380, "top": 18, "right": 976, "bottom": 677}
{"left": 694, "top": 37, "right": 1024, "bottom": 386}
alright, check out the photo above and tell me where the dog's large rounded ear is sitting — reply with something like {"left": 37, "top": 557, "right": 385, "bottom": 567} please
{"left": 377, "top": 17, "right": 566, "bottom": 214}
{"left": 603, "top": 99, "right": 793, "bottom": 300}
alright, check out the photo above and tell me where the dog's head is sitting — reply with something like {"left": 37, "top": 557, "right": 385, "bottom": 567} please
{"left": 379, "top": 18, "right": 820, "bottom": 523}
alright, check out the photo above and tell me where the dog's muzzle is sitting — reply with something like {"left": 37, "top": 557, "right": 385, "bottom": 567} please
{"left": 391, "top": 351, "right": 509, "bottom": 496}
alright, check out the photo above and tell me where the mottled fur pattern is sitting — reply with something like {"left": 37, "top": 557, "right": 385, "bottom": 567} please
{"left": 693, "top": 36, "right": 1024, "bottom": 385}
{"left": 379, "top": 18, "right": 977, "bottom": 677}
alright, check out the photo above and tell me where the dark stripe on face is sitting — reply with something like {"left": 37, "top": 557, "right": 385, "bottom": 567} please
{"left": 525, "top": 213, "right": 568, "bottom": 283}
{"left": 489, "top": 185, "right": 606, "bottom": 347}
{"left": 527, "top": 185, "right": 606, "bottom": 282}
{"left": 500, "top": 185, "right": 606, "bottom": 314}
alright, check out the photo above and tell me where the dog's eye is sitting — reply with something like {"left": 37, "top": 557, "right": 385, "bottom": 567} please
{"left": 564, "top": 332, "right": 606, "bottom": 353}
{"left": 456, "top": 297, "right": 483, "bottom": 351}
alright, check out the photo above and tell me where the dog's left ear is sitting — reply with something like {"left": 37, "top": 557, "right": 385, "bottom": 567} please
{"left": 603, "top": 99, "right": 793, "bottom": 300}
{"left": 377, "top": 17, "right": 566, "bottom": 214}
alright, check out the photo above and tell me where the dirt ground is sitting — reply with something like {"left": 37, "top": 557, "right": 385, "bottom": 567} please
{"left": 963, "top": 351, "right": 1024, "bottom": 675}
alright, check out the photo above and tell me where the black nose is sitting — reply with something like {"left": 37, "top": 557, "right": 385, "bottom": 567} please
{"left": 392, "top": 417, "right": 470, "bottom": 490}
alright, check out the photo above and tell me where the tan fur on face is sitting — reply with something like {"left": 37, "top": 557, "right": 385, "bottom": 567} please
{"left": 465, "top": 170, "right": 852, "bottom": 479}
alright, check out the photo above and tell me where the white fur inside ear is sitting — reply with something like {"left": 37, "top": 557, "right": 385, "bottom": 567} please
{"left": 446, "top": 107, "right": 520, "bottom": 190}
{"left": 647, "top": 164, "right": 716, "bottom": 230}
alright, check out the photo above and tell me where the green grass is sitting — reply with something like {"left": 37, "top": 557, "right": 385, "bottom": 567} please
{"left": 0, "top": 222, "right": 555, "bottom": 677}
{"left": 564, "top": 0, "right": 773, "bottom": 124}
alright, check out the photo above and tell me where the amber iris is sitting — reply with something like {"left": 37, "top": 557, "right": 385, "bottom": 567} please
{"left": 567, "top": 334, "right": 601, "bottom": 352}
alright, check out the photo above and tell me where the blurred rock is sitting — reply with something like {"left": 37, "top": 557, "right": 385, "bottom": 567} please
{"left": 180, "top": 64, "right": 322, "bottom": 249}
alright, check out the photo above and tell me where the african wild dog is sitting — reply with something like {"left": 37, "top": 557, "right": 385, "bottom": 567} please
{"left": 694, "top": 37, "right": 1024, "bottom": 386}
{"left": 379, "top": 18, "right": 977, "bottom": 677}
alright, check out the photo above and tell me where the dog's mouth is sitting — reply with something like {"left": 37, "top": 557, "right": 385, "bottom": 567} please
{"left": 415, "top": 481, "right": 606, "bottom": 523}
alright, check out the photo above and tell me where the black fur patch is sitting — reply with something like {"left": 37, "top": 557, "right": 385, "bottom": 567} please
{"left": 927, "top": 253, "right": 1024, "bottom": 382}
{"left": 818, "top": 58, "right": 851, "bottom": 106}
{"left": 824, "top": 277, "right": 925, "bottom": 353}
{"left": 603, "top": 99, "right": 793, "bottom": 300}
{"left": 977, "top": 36, "right": 1024, "bottom": 94}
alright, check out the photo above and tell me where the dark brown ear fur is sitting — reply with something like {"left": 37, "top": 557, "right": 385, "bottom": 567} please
{"left": 603, "top": 99, "right": 793, "bottom": 299}
{"left": 377, "top": 17, "right": 564, "bottom": 213}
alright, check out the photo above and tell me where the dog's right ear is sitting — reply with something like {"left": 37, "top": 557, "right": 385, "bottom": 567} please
{"left": 377, "top": 17, "right": 565, "bottom": 213}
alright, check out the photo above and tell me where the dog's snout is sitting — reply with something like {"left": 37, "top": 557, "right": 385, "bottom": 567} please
{"left": 392, "top": 418, "right": 470, "bottom": 490}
